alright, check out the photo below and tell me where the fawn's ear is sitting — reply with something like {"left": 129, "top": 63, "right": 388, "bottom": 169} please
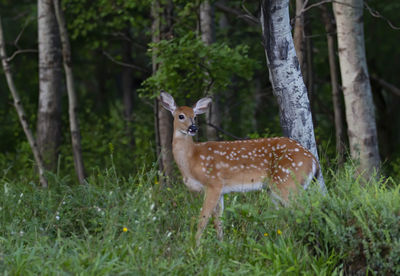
{"left": 193, "top": 97, "right": 212, "bottom": 115}
{"left": 160, "top": 91, "right": 176, "bottom": 113}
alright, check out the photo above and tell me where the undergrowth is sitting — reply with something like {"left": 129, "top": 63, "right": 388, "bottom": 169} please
{"left": 0, "top": 162, "right": 399, "bottom": 275}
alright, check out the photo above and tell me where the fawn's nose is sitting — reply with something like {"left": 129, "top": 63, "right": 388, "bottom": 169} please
{"left": 188, "top": 124, "right": 198, "bottom": 135}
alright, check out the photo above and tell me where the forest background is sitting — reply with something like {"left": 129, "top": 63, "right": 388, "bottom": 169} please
{"left": 1, "top": 0, "right": 400, "bottom": 274}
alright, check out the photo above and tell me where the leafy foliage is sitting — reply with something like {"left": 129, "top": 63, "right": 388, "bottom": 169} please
{"left": 140, "top": 32, "right": 257, "bottom": 100}
{"left": 64, "top": 0, "right": 150, "bottom": 49}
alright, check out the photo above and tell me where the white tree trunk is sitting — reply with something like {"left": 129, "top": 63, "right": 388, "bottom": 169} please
{"left": 37, "top": 0, "right": 63, "bottom": 170}
{"left": 53, "top": 0, "right": 86, "bottom": 184}
{"left": 260, "top": 0, "right": 325, "bottom": 190}
{"left": 333, "top": 0, "right": 380, "bottom": 177}
{"left": 0, "top": 17, "right": 48, "bottom": 187}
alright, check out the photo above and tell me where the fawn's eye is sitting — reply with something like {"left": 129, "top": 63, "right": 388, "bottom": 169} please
{"left": 178, "top": 114, "right": 185, "bottom": 120}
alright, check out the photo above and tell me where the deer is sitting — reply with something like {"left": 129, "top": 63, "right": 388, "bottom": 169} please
{"left": 160, "top": 91, "right": 319, "bottom": 245}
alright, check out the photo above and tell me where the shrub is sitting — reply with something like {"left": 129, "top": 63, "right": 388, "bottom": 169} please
{"left": 281, "top": 165, "right": 400, "bottom": 274}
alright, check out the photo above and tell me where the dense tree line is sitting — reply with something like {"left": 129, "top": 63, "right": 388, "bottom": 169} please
{"left": 0, "top": 0, "right": 400, "bottom": 185}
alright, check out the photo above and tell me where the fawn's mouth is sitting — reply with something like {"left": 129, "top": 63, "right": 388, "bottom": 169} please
{"left": 187, "top": 124, "right": 198, "bottom": 136}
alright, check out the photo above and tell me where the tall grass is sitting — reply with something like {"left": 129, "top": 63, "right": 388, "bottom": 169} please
{"left": 0, "top": 162, "right": 398, "bottom": 275}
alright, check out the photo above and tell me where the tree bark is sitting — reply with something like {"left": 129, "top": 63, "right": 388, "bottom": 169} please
{"left": 152, "top": 0, "right": 174, "bottom": 182}
{"left": 37, "top": 0, "right": 63, "bottom": 171}
{"left": 293, "top": 0, "right": 314, "bottom": 121}
{"left": 293, "top": 0, "right": 305, "bottom": 72}
{"left": 305, "top": 26, "right": 314, "bottom": 111}
{"left": 200, "top": 0, "right": 221, "bottom": 141}
{"left": 200, "top": 0, "right": 214, "bottom": 45}
{"left": 260, "top": 0, "right": 325, "bottom": 190}
{"left": 53, "top": 0, "right": 86, "bottom": 184}
{"left": 320, "top": 5, "right": 346, "bottom": 166}
{"left": 333, "top": 0, "right": 380, "bottom": 178}
{"left": 0, "top": 17, "right": 48, "bottom": 187}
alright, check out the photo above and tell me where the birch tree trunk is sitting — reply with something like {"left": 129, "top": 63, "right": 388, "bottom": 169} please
{"left": 53, "top": 0, "right": 86, "bottom": 184}
{"left": 37, "top": 0, "right": 63, "bottom": 171}
{"left": 260, "top": 0, "right": 325, "bottom": 190}
{"left": 333, "top": 0, "right": 380, "bottom": 178}
{"left": 320, "top": 5, "right": 346, "bottom": 166}
{"left": 152, "top": 0, "right": 174, "bottom": 183}
{"left": 0, "top": 18, "right": 48, "bottom": 187}
{"left": 200, "top": 0, "right": 221, "bottom": 141}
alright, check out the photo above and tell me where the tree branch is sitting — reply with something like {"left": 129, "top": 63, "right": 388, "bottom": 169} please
{"left": 214, "top": 1, "right": 259, "bottom": 25}
{"left": 207, "top": 122, "right": 247, "bottom": 140}
{"left": 6, "top": 49, "right": 37, "bottom": 62}
{"left": 291, "top": 0, "right": 400, "bottom": 32}
{"left": 13, "top": 16, "right": 34, "bottom": 48}
{"left": 102, "top": 50, "right": 150, "bottom": 73}
{"left": 364, "top": 2, "right": 400, "bottom": 31}
{"left": 371, "top": 74, "right": 400, "bottom": 97}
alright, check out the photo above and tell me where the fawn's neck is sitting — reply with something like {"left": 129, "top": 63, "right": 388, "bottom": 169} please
{"left": 172, "top": 131, "right": 195, "bottom": 175}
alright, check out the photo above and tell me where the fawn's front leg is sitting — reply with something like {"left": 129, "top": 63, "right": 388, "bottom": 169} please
{"left": 195, "top": 185, "right": 222, "bottom": 246}
{"left": 212, "top": 196, "right": 224, "bottom": 241}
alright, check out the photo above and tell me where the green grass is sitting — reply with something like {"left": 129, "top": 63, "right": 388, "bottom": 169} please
{"left": 1, "top": 162, "right": 399, "bottom": 275}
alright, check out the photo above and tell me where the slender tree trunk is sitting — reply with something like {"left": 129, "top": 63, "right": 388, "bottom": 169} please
{"left": 0, "top": 18, "right": 48, "bottom": 187}
{"left": 293, "top": 0, "right": 314, "bottom": 120}
{"left": 200, "top": 0, "right": 221, "bottom": 141}
{"left": 305, "top": 26, "right": 314, "bottom": 110}
{"left": 37, "top": 0, "right": 63, "bottom": 171}
{"left": 152, "top": 0, "right": 174, "bottom": 182}
{"left": 293, "top": 0, "right": 305, "bottom": 72}
{"left": 320, "top": 5, "right": 346, "bottom": 165}
{"left": 53, "top": 0, "right": 86, "bottom": 184}
{"left": 200, "top": 0, "right": 214, "bottom": 45}
{"left": 333, "top": 0, "right": 380, "bottom": 178}
{"left": 260, "top": 0, "right": 325, "bottom": 190}
{"left": 121, "top": 30, "right": 135, "bottom": 147}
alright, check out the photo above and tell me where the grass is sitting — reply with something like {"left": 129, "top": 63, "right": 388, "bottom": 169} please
{"left": 1, "top": 162, "right": 399, "bottom": 275}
